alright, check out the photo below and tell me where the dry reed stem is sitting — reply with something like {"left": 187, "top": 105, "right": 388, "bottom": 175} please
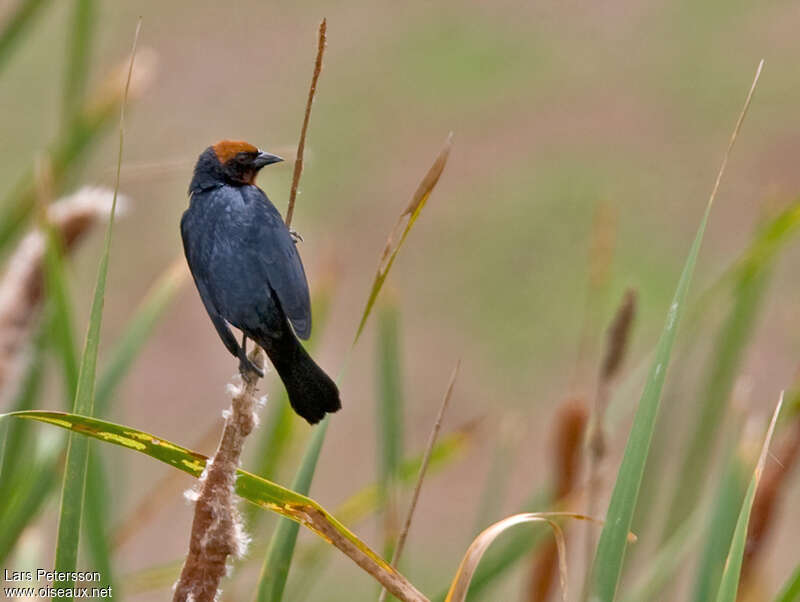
{"left": 377, "top": 360, "right": 460, "bottom": 602}
{"left": 285, "top": 18, "right": 326, "bottom": 229}
{"left": 173, "top": 349, "right": 264, "bottom": 602}
{"left": 0, "top": 188, "right": 121, "bottom": 402}
{"left": 528, "top": 399, "right": 588, "bottom": 602}
{"left": 298, "top": 507, "right": 429, "bottom": 602}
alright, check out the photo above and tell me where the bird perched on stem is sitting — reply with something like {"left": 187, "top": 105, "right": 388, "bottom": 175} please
{"left": 181, "top": 140, "right": 341, "bottom": 424}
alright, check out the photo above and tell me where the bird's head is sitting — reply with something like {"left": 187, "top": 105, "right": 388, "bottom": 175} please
{"left": 190, "top": 140, "right": 283, "bottom": 192}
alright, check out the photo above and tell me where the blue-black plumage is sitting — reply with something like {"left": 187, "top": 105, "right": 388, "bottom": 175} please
{"left": 181, "top": 140, "right": 341, "bottom": 424}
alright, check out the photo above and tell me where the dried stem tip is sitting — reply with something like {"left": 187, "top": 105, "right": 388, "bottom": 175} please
{"left": 285, "top": 18, "right": 327, "bottom": 229}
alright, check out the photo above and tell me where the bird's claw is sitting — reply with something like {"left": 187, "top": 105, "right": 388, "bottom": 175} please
{"left": 289, "top": 229, "right": 304, "bottom": 244}
{"left": 239, "top": 355, "right": 264, "bottom": 378}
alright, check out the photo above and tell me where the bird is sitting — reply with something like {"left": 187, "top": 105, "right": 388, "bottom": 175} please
{"left": 181, "top": 140, "right": 341, "bottom": 424}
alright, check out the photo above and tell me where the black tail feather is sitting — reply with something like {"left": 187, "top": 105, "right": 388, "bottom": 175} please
{"left": 257, "top": 331, "right": 340, "bottom": 424}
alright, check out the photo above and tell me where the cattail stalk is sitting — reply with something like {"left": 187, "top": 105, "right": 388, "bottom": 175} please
{"left": 173, "top": 351, "right": 264, "bottom": 602}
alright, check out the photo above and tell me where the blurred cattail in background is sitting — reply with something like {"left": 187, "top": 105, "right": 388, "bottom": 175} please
{"left": 527, "top": 398, "right": 588, "bottom": 602}
{"left": 0, "top": 187, "right": 122, "bottom": 402}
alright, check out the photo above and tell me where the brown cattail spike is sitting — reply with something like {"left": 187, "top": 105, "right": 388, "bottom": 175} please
{"left": 528, "top": 399, "right": 588, "bottom": 602}
{"left": 600, "top": 288, "right": 637, "bottom": 383}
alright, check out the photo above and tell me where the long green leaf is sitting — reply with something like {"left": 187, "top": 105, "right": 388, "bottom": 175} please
{"left": 715, "top": 394, "right": 783, "bottom": 602}
{"left": 589, "top": 169, "right": 711, "bottom": 601}
{"left": 2, "top": 410, "right": 417, "bottom": 597}
{"left": 775, "top": 564, "right": 800, "bottom": 602}
{"left": 690, "top": 437, "right": 751, "bottom": 602}
{"left": 663, "top": 226, "right": 790, "bottom": 539}
{"left": 118, "top": 427, "right": 471, "bottom": 597}
{"left": 0, "top": 0, "right": 52, "bottom": 75}
{"left": 588, "top": 61, "right": 763, "bottom": 601}
{"left": 257, "top": 133, "right": 452, "bottom": 602}
{"left": 52, "top": 22, "right": 138, "bottom": 600}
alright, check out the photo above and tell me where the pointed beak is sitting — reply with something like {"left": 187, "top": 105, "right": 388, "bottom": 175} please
{"left": 253, "top": 151, "right": 284, "bottom": 168}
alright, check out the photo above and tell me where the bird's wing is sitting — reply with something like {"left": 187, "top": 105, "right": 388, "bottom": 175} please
{"left": 182, "top": 186, "right": 312, "bottom": 340}
{"left": 238, "top": 185, "right": 312, "bottom": 339}
{"left": 181, "top": 205, "right": 243, "bottom": 356}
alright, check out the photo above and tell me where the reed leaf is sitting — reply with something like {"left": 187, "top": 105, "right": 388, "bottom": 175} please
{"left": 714, "top": 394, "right": 783, "bottom": 602}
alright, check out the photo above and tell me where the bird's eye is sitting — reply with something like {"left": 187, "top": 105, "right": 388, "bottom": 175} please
{"left": 235, "top": 153, "right": 251, "bottom": 165}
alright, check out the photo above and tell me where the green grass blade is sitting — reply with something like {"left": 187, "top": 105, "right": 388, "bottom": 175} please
{"left": 52, "top": 22, "right": 138, "bottom": 600}
{"left": 0, "top": 0, "right": 52, "bottom": 75}
{"left": 663, "top": 229, "right": 789, "bottom": 539}
{"left": 690, "top": 439, "right": 751, "bottom": 602}
{"left": 2, "top": 410, "right": 416, "bottom": 596}
{"left": 62, "top": 0, "right": 95, "bottom": 128}
{"left": 714, "top": 394, "right": 783, "bottom": 602}
{"left": 589, "top": 186, "right": 711, "bottom": 602}
{"left": 775, "top": 564, "right": 800, "bottom": 602}
{"left": 589, "top": 61, "right": 763, "bottom": 601}
{"left": 377, "top": 298, "right": 404, "bottom": 557}
{"left": 256, "top": 133, "right": 453, "bottom": 602}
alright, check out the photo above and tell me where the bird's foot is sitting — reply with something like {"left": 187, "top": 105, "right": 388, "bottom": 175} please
{"left": 289, "top": 229, "right": 304, "bottom": 244}
{"left": 239, "top": 354, "right": 264, "bottom": 378}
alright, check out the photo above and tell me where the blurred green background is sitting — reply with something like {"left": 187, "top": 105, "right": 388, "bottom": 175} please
{"left": 2, "top": 0, "right": 800, "bottom": 600}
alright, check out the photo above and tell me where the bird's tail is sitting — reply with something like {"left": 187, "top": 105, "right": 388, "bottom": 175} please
{"left": 257, "top": 331, "right": 341, "bottom": 425}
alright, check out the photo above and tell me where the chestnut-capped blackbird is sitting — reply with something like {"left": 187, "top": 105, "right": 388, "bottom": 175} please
{"left": 181, "top": 140, "right": 341, "bottom": 424}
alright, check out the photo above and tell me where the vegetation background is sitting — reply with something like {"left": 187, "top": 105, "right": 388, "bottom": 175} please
{"left": 1, "top": 0, "right": 799, "bottom": 600}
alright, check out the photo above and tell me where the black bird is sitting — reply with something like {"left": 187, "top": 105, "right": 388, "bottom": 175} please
{"left": 181, "top": 140, "right": 341, "bottom": 424}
